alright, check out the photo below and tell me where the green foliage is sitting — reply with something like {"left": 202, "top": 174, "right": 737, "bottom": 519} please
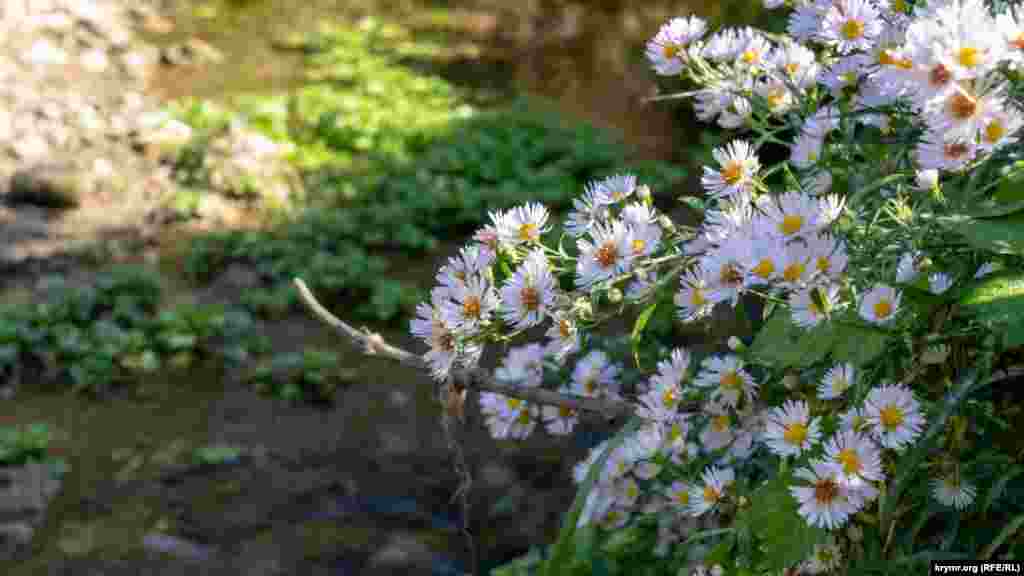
{"left": 0, "top": 422, "right": 51, "bottom": 466}
{"left": 749, "top": 309, "right": 890, "bottom": 369}
{"left": 192, "top": 444, "right": 242, "bottom": 465}
{"left": 940, "top": 212, "right": 1024, "bottom": 256}
{"left": 246, "top": 348, "right": 355, "bottom": 404}
{"left": 0, "top": 266, "right": 260, "bottom": 395}
{"left": 958, "top": 271, "right": 1024, "bottom": 346}
{"left": 737, "top": 472, "right": 829, "bottom": 572}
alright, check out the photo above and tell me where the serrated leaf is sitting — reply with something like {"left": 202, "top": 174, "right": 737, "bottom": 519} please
{"left": 941, "top": 213, "right": 1024, "bottom": 256}
{"left": 829, "top": 322, "right": 890, "bottom": 366}
{"left": 749, "top": 310, "right": 838, "bottom": 368}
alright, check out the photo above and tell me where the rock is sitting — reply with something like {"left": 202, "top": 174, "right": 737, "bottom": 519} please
{"left": 11, "top": 134, "right": 50, "bottom": 162}
{"left": 7, "top": 164, "right": 87, "bottom": 209}
{"left": 23, "top": 38, "right": 67, "bottom": 66}
{"left": 80, "top": 48, "right": 109, "bottom": 73}
{"left": 0, "top": 462, "right": 65, "bottom": 562}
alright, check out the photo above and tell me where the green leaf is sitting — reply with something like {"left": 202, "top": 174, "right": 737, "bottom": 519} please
{"left": 970, "top": 198, "right": 1024, "bottom": 219}
{"left": 540, "top": 416, "right": 644, "bottom": 576}
{"left": 829, "top": 321, "right": 890, "bottom": 366}
{"left": 982, "top": 465, "right": 1024, "bottom": 513}
{"left": 750, "top": 310, "right": 887, "bottom": 368}
{"left": 631, "top": 302, "right": 657, "bottom": 368}
{"left": 959, "top": 271, "right": 1024, "bottom": 346}
{"left": 981, "top": 513, "right": 1024, "bottom": 560}
{"left": 741, "top": 472, "right": 829, "bottom": 572}
{"left": 941, "top": 213, "right": 1024, "bottom": 256}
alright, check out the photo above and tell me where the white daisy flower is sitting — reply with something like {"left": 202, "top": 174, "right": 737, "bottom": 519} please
{"left": 779, "top": 239, "right": 815, "bottom": 287}
{"left": 494, "top": 342, "right": 547, "bottom": 388}
{"left": 928, "top": 272, "right": 953, "bottom": 295}
{"left": 595, "top": 173, "right": 637, "bottom": 206}
{"left": 754, "top": 77, "right": 796, "bottom": 116}
{"left": 864, "top": 383, "right": 925, "bottom": 450}
{"left": 979, "top": 105, "right": 1024, "bottom": 152}
{"left": 622, "top": 202, "right": 657, "bottom": 229}
{"left": 764, "top": 400, "right": 821, "bottom": 457}
{"left": 500, "top": 249, "right": 558, "bottom": 331}
{"left": 817, "top": 194, "right": 845, "bottom": 225}
{"left": 700, "top": 400, "right": 736, "bottom": 453}
{"left": 772, "top": 40, "right": 820, "bottom": 90}
{"left": 729, "top": 408, "right": 763, "bottom": 462}
{"left": 565, "top": 181, "right": 609, "bottom": 238}
{"left": 931, "top": 473, "right": 977, "bottom": 510}
{"left": 825, "top": 429, "right": 884, "bottom": 484}
{"left": 702, "top": 140, "right": 761, "bottom": 201}
{"left": 541, "top": 397, "right": 579, "bottom": 436}
{"left": 734, "top": 27, "right": 774, "bottom": 70}
{"left": 689, "top": 466, "right": 735, "bottom": 516}
{"left": 411, "top": 288, "right": 460, "bottom": 381}
{"left": 441, "top": 274, "right": 500, "bottom": 334}
{"left": 473, "top": 222, "right": 501, "bottom": 253}
{"left": 745, "top": 230, "right": 786, "bottom": 286}
{"left": 571, "top": 349, "right": 622, "bottom": 399}
{"left": 436, "top": 244, "right": 495, "bottom": 291}
{"left": 700, "top": 245, "right": 747, "bottom": 307}
{"left": 676, "top": 268, "right": 715, "bottom": 323}
{"left": 791, "top": 285, "right": 840, "bottom": 329}
{"left": 915, "top": 129, "right": 976, "bottom": 172}
{"left": 791, "top": 460, "right": 860, "bottom": 529}
{"left": 858, "top": 284, "right": 901, "bottom": 325}
{"left": 646, "top": 16, "right": 708, "bottom": 75}
{"left": 788, "top": 3, "right": 825, "bottom": 43}
{"left": 790, "top": 132, "right": 826, "bottom": 169}
{"left": 762, "top": 190, "right": 821, "bottom": 240}
{"left": 820, "top": 54, "right": 872, "bottom": 99}
{"left": 575, "top": 220, "right": 634, "bottom": 289}
{"left": 496, "top": 202, "right": 551, "bottom": 248}
{"left": 819, "top": 363, "right": 855, "bottom": 400}
{"left": 629, "top": 221, "right": 663, "bottom": 259}
{"left": 809, "top": 234, "right": 849, "bottom": 280}
{"left": 820, "top": 0, "right": 883, "bottom": 54}
{"left": 695, "top": 355, "right": 758, "bottom": 408}
{"left": 544, "top": 309, "right": 581, "bottom": 363}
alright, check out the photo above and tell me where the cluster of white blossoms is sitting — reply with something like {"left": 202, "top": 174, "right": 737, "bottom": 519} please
{"left": 407, "top": 0, "right": 1019, "bottom": 566}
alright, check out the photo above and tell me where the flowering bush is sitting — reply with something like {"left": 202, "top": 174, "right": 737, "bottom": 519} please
{"left": 406, "top": 0, "right": 1024, "bottom": 573}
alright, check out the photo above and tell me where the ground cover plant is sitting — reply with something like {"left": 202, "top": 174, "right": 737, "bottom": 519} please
{"left": 159, "top": 19, "right": 687, "bottom": 328}
{"left": 291, "top": 0, "right": 1024, "bottom": 574}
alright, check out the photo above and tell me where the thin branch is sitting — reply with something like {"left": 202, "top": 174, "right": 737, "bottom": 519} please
{"left": 293, "top": 278, "right": 694, "bottom": 420}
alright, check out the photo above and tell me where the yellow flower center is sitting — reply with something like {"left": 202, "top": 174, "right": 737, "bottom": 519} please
{"left": 816, "top": 255, "right": 831, "bottom": 274}
{"left": 584, "top": 378, "right": 597, "bottom": 395}
{"left": 780, "top": 214, "right": 805, "bottom": 236}
{"left": 632, "top": 238, "right": 647, "bottom": 255}
{"left": 783, "top": 422, "right": 809, "bottom": 446}
{"left": 878, "top": 49, "right": 898, "bottom": 66}
{"left": 956, "top": 46, "right": 981, "bottom": 69}
{"left": 558, "top": 319, "right": 572, "bottom": 339}
{"left": 947, "top": 92, "right": 978, "bottom": 120}
{"left": 814, "top": 478, "right": 839, "bottom": 504}
{"left": 519, "top": 222, "right": 537, "bottom": 242}
{"left": 784, "top": 62, "right": 800, "bottom": 77}
{"left": 719, "top": 264, "right": 743, "bottom": 286}
{"left": 663, "top": 43, "right": 681, "bottom": 59}
{"left": 783, "top": 262, "right": 806, "bottom": 283}
{"left": 704, "top": 485, "right": 721, "bottom": 503}
{"left": 662, "top": 388, "right": 678, "bottom": 407}
{"left": 721, "top": 161, "right": 744, "bottom": 185}
{"left": 752, "top": 258, "right": 775, "bottom": 279}
{"left": 596, "top": 242, "right": 619, "bottom": 268}
{"left": 559, "top": 405, "right": 574, "bottom": 418}
{"left": 463, "top": 296, "right": 482, "bottom": 319}
{"left": 891, "top": 0, "right": 907, "bottom": 13}
{"left": 720, "top": 371, "right": 743, "bottom": 391}
{"left": 712, "top": 414, "right": 731, "bottom": 432}
{"left": 669, "top": 422, "right": 684, "bottom": 442}
{"left": 879, "top": 404, "right": 904, "bottom": 431}
{"left": 506, "top": 398, "right": 522, "bottom": 411}
{"left": 675, "top": 489, "right": 690, "bottom": 505}
{"left": 841, "top": 19, "right": 865, "bottom": 40}
{"left": 873, "top": 299, "right": 893, "bottom": 320}
{"left": 837, "top": 448, "right": 862, "bottom": 475}
{"left": 690, "top": 287, "right": 707, "bottom": 307}
{"left": 741, "top": 49, "right": 761, "bottom": 64}
{"left": 766, "top": 88, "right": 787, "bottom": 110}
{"left": 520, "top": 286, "right": 540, "bottom": 311}
{"left": 985, "top": 120, "right": 1006, "bottom": 144}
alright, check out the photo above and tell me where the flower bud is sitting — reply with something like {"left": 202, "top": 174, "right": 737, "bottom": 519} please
{"left": 608, "top": 288, "right": 623, "bottom": 304}
{"left": 573, "top": 297, "right": 593, "bottom": 320}
{"left": 657, "top": 214, "right": 676, "bottom": 232}
{"left": 637, "top": 184, "right": 652, "bottom": 203}
{"left": 783, "top": 372, "right": 800, "bottom": 390}
{"left": 727, "top": 336, "right": 745, "bottom": 352}
{"left": 915, "top": 169, "right": 939, "bottom": 191}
